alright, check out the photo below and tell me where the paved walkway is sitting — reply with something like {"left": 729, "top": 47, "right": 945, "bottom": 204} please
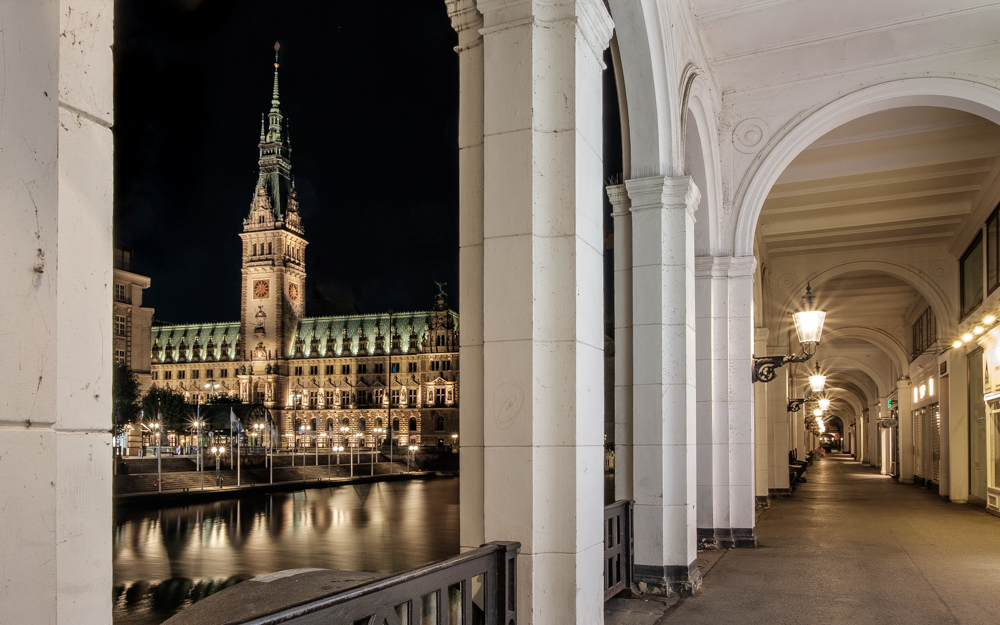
{"left": 609, "top": 453, "right": 1000, "bottom": 625}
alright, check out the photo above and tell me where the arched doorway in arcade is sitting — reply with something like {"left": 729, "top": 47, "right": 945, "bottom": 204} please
{"left": 748, "top": 99, "right": 1000, "bottom": 509}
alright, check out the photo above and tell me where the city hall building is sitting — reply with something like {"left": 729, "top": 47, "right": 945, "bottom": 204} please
{"left": 147, "top": 60, "right": 459, "bottom": 450}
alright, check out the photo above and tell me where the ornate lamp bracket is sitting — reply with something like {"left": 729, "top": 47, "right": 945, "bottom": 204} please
{"left": 787, "top": 398, "right": 805, "bottom": 412}
{"left": 751, "top": 342, "right": 817, "bottom": 383}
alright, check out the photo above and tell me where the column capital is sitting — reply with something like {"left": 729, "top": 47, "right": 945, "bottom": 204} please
{"left": 626, "top": 175, "right": 701, "bottom": 217}
{"left": 478, "top": 0, "right": 613, "bottom": 65}
{"left": 755, "top": 327, "right": 770, "bottom": 341}
{"left": 445, "top": 0, "right": 484, "bottom": 51}
{"left": 694, "top": 255, "right": 757, "bottom": 278}
{"left": 897, "top": 377, "right": 912, "bottom": 390}
{"left": 606, "top": 182, "right": 630, "bottom": 216}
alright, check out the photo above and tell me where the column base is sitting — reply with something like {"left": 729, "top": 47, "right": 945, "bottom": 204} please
{"left": 768, "top": 488, "right": 791, "bottom": 498}
{"left": 755, "top": 495, "right": 770, "bottom": 510}
{"left": 695, "top": 527, "right": 758, "bottom": 549}
{"left": 635, "top": 560, "right": 702, "bottom": 597}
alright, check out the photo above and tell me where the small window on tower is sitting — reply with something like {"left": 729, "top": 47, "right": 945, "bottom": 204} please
{"left": 267, "top": 242, "right": 272, "bottom": 255}
{"left": 253, "top": 243, "right": 257, "bottom": 255}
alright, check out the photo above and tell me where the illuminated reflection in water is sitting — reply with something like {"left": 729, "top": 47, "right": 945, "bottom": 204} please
{"left": 113, "top": 477, "right": 458, "bottom": 625}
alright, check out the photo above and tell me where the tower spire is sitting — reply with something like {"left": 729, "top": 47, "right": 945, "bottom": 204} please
{"left": 271, "top": 42, "right": 281, "bottom": 113}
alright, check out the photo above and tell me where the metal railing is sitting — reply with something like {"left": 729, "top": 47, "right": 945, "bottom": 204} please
{"left": 244, "top": 541, "right": 520, "bottom": 625}
{"left": 604, "top": 499, "right": 635, "bottom": 601}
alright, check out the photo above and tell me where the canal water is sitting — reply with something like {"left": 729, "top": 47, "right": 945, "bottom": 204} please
{"left": 113, "top": 477, "right": 459, "bottom": 625}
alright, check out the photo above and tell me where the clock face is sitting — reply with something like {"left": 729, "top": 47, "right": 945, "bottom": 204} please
{"left": 253, "top": 280, "right": 269, "bottom": 299}
{"left": 288, "top": 283, "right": 299, "bottom": 301}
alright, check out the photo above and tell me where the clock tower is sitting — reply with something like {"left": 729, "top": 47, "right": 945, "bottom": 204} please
{"left": 239, "top": 43, "right": 306, "bottom": 365}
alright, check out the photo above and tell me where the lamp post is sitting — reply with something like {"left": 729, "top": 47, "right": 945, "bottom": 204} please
{"left": 192, "top": 419, "right": 204, "bottom": 490}
{"left": 372, "top": 427, "right": 385, "bottom": 476}
{"left": 335, "top": 445, "right": 344, "bottom": 477}
{"left": 407, "top": 445, "right": 417, "bottom": 473}
{"left": 752, "top": 284, "right": 826, "bottom": 382}
{"left": 353, "top": 433, "right": 362, "bottom": 478}
{"left": 211, "top": 445, "right": 225, "bottom": 487}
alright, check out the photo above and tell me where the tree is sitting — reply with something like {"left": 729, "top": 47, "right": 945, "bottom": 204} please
{"left": 112, "top": 362, "right": 141, "bottom": 438}
{"left": 142, "top": 386, "right": 194, "bottom": 433}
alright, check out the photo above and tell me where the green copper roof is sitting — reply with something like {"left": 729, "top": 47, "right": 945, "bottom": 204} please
{"left": 151, "top": 322, "right": 240, "bottom": 363}
{"left": 290, "top": 310, "right": 459, "bottom": 358}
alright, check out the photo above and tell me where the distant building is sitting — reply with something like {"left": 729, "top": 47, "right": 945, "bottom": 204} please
{"left": 147, "top": 54, "right": 459, "bottom": 450}
{"left": 113, "top": 248, "right": 154, "bottom": 390}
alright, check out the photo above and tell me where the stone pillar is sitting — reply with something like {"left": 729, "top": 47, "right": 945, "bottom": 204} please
{"left": 445, "top": 0, "right": 486, "bottom": 555}
{"left": 1, "top": 2, "right": 113, "bottom": 622}
{"left": 627, "top": 175, "right": 701, "bottom": 594}
{"left": 727, "top": 259, "right": 757, "bottom": 545}
{"left": 946, "top": 348, "right": 969, "bottom": 502}
{"left": 753, "top": 329, "right": 769, "bottom": 506}
{"left": 938, "top": 367, "right": 951, "bottom": 498}
{"left": 607, "top": 184, "right": 633, "bottom": 502}
{"left": 479, "top": 1, "right": 613, "bottom": 620}
{"left": 897, "top": 378, "right": 914, "bottom": 483}
{"left": 694, "top": 257, "right": 729, "bottom": 545}
{"left": 767, "top": 366, "right": 790, "bottom": 495}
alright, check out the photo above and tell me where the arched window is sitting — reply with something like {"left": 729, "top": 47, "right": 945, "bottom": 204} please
{"left": 342, "top": 417, "right": 349, "bottom": 427}
{"left": 267, "top": 242, "right": 272, "bottom": 255}
{"left": 252, "top": 243, "right": 257, "bottom": 255}
{"left": 393, "top": 417, "right": 399, "bottom": 431}
{"left": 258, "top": 215, "right": 264, "bottom": 224}
{"left": 409, "top": 417, "right": 417, "bottom": 432}
{"left": 295, "top": 417, "right": 302, "bottom": 431}
{"left": 310, "top": 417, "right": 317, "bottom": 432}
{"left": 376, "top": 417, "right": 383, "bottom": 428}
{"left": 359, "top": 417, "right": 366, "bottom": 432}
{"left": 436, "top": 417, "right": 445, "bottom": 431}
{"left": 327, "top": 418, "right": 334, "bottom": 431}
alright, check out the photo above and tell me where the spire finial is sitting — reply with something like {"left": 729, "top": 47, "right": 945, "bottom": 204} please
{"left": 259, "top": 114, "right": 265, "bottom": 141}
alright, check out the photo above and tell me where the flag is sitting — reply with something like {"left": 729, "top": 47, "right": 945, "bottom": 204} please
{"left": 230, "top": 408, "right": 241, "bottom": 435}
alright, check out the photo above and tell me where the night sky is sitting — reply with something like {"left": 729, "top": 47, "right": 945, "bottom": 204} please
{"left": 114, "top": 0, "right": 460, "bottom": 324}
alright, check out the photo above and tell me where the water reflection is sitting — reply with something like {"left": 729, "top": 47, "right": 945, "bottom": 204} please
{"left": 113, "top": 477, "right": 459, "bottom": 625}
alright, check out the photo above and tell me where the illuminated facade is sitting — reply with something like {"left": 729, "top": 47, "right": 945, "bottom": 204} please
{"left": 148, "top": 52, "right": 459, "bottom": 449}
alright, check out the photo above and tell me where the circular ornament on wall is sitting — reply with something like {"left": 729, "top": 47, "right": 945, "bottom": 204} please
{"left": 892, "top": 326, "right": 905, "bottom": 338}
{"left": 777, "top": 273, "right": 797, "bottom": 291}
{"left": 733, "top": 118, "right": 770, "bottom": 154}
{"left": 931, "top": 261, "right": 950, "bottom": 281}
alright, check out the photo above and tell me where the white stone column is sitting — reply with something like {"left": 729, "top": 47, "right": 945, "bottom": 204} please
{"left": 694, "top": 257, "right": 728, "bottom": 545}
{"left": 727, "top": 258, "right": 757, "bottom": 545}
{"left": 766, "top": 366, "right": 790, "bottom": 494}
{"left": 947, "top": 348, "right": 969, "bottom": 502}
{"left": 1, "top": 2, "right": 113, "bottom": 622}
{"left": 479, "top": 1, "right": 613, "bottom": 620}
{"left": 627, "top": 175, "right": 701, "bottom": 594}
{"left": 897, "top": 378, "right": 914, "bottom": 483}
{"left": 445, "top": 0, "right": 486, "bottom": 555}
{"left": 607, "top": 184, "right": 633, "bottom": 502}
{"left": 753, "top": 329, "right": 770, "bottom": 505}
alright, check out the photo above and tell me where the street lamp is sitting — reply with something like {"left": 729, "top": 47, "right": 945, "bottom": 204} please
{"left": 211, "top": 445, "right": 225, "bottom": 487}
{"left": 752, "top": 284, "right": 826, "bottom": 382}
{"left": 204, "top": 380, "right": 220, "bottom": 400}
{"left": 407, "top": 445, "right": 417, "bottom": 473}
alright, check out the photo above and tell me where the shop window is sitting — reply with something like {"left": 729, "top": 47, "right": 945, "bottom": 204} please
{"left": 988, "top": 205, "right": 1000, "bottom": 295}
{"left": 961, "top": 232, "right": 984, "bottom": 318}
{"left": 911, "top": 307, "right": 936, "bottom": 360}
{"left": 970, "top": 349, "right": 988, "bottom": 500}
